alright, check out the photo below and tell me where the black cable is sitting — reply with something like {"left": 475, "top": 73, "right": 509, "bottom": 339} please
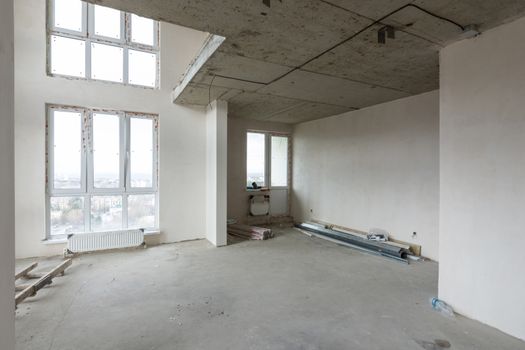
{"left": 213, "top": 74, "right": 267, "bottom": 85}
{"left": 265, "top": 2, "right": 465, "bottom": 85}
{"left": 407, "top": 4, "right": 465, "bottom": 31}
{"left": 208, "top": 74, "right": 216, "bottom": 105}
{"left": 207, "top": 2, "right": 465, "bottom": 90}
{"left": 319, "top": 0, "right": 443, "bottom": 46}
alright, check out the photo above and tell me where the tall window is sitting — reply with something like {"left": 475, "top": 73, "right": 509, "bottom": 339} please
{"left": 48, "top": 0, "right": 159, "bottom": 88}
{"left": 246, "top": 132, "right": 290, "bottom": 189}
{"left": 47, "top": 105, "right": 158, "bottom": 238}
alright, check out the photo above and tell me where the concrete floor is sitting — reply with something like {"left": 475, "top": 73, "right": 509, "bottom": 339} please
{"left": 16, "top": 229, "right": 525, "bottom": 350}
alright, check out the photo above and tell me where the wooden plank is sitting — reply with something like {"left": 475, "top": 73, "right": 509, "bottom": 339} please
{"left": 15, "top": 259, "right": 72, "bottom": 306}
{"left": 15, "top": 262, "right": 38, "bottom": 280}
{"left": 15, "top": 284, "right": 30, "bottom": 292}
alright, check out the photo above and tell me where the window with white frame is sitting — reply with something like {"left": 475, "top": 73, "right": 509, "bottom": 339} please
{"left": 47, "top": 105, "right": 158, "bottom": 238}
{"left": 48, "top": 0, "right": 159, "bottom": 88}
{"left": 246, "top": 132, "right": 290, "bottom": 189}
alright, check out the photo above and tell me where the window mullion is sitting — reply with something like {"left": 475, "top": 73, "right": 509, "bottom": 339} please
{"left": 265, "top": 133, "right": 271, "bottom": 188}
{"left": 122, "top": 194, "right": 128, "bottom": 229}
{"left": 123, "top": 47, "right": 129, "bottom": 84}
{"left": 85, "top": 194, "right": 91, "bottom": 233}
{"left": 86, "top": 3, "right": 93, "bottom": 38}
{"left": 82, "top": 109, "right": 89, "bottom": 194}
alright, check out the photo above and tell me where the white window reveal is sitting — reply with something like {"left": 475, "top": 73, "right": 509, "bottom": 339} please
{"left": 48, "top": 0, "right": 159, "bottom": 88}
{"left": 47, "top": 105, "right": 159, "bottom": 238}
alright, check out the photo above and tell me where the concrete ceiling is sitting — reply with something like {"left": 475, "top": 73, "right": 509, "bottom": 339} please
{"left": 88, "top": 0, "right": 525, "bottom": 123}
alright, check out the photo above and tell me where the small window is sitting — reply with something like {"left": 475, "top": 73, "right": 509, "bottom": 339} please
{"left": 53, "top": 0, "right": 83, "bottom": 32}
{"left": 129, "top": 117, "right": 154, "bottom": 188}
{"left": 93, "top": 5, "right": 122, "bottom": 40}
{"left": 48, "top": 0, "right": 159, "bottom": 87}
{"left": 246, "top": 132, "right": 290, "bottom": 190}
{"left": 128, "top": 50, "right": 157, "bottom": 87}
{"left": 271, "top": 136, "right": 288, "bottom": 187}
{"left": 50, "top": 35, "right": 86, "bottom": 78}
{"left": 246, "top": 132, "right": 266, "bottom": 188}
{"left": 90, "top": 43, "right": 123, "bottom": 82}
{"left": 131, "top": 14, "right": 155, "bottom": 46}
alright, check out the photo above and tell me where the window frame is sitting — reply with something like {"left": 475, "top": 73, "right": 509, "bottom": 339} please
{"left": 47, "top": 0, "right": 160, "bottom": 88}
{"left": 246, "top": 131, "right": 291, "bottom": 191}
{"left": 46, "top": 104, "right": 159, "bottom": 239}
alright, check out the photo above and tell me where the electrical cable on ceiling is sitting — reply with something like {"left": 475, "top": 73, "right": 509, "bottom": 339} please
{"left": 208, "top": 74, "right": 216, "bottom": 106}
{"left": 265, "top": 2, "right": 467, "bottom": 84}
{"left": 207, "top": 2, "right": 467, "bottom": 88}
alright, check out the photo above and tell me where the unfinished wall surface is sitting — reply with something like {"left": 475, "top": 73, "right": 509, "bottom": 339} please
{"left": 0, "top": 0, "right": 15, "bottom": 348}
{"left": 227, "top": 117, "right": 293, "bottom": 222}
{"left": 14, "top": 0, "right": 209, "bottom": 258}
{"left": 440, "top": 17, "right": 525, "bottom": 340}
{"left": 293, "top": 91, "right": 439, "bottom": 260}
{"left": 205, "top": 100, "right": 228, "bottom": 247}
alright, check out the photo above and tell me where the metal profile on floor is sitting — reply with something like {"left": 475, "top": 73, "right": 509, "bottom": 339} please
{"left": 295, "top": 222, "right": 409, "bottom": 263}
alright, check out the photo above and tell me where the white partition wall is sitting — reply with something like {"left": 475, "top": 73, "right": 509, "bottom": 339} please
{"left": 440, "top": 16, "right": 525, "bottom": 340}
{"left": 206, "top": 100, "right": 228, "bottom": 246}
{"left": 0, "top": 0, "right": 15, "bottom": 348}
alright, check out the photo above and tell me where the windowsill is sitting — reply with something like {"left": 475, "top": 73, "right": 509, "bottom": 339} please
{"left": 144, "top": 229, "right": 161, "bottom": 236}
{"left": 246, "top": 188, "right": 270, "bottom": 192}
{"left": 42, "top": 238, "right": 67, "bottom": 245}
{"left": 42, "top": 229, "right": 161, "bottom": 245}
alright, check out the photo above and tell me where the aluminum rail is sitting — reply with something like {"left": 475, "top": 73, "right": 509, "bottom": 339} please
{"left": 296, "top": 222, "right": 409, "bottom": 263}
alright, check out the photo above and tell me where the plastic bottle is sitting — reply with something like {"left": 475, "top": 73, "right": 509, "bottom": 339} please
{"left": 430, "top": 297, "right": 455, "bottom": 318}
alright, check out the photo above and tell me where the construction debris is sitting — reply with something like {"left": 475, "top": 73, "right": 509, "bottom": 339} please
{"left": 227, "top": 224, "right": 274, "bottom": 240}
{"left": 295, "top": 222, "right": 410, "bottom": 263}
{"left": 15, "top": 259, "right": 73, "bottom": 306}
{"left": 367, "top": 228, "right": 389, "bottom": 242}
{"left": 311, "top": 218, "right": 421, "bottom": 256}
{"left": 15, "top": 262, "right": 38, "bottom": 280}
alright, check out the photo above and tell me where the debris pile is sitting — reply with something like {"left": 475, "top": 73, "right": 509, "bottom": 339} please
{"left": 227, "top": 224, "right": 274, "bottom": 240}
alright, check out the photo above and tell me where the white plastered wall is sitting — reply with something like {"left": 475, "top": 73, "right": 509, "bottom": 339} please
{"left": 206, "top": 100, "right": 228, "bottom": 247}
{"left": 293, "top": 91, "right": 440, "bottom": 260}
{"left": 15, "top": 0, "right": 210, "bottom": 258}
{"left": 0, "top": 0, "right": 15, "bottom": 348}
{"left": 227, "top": 117, "right": 293, "bottom": 222}
{"left": 439, "top": 17, "right": 525, "bottom": 340}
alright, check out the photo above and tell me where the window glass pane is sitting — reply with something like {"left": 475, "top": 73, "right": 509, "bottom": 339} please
{"left": 271, "top": 136, "right": 288, "bottom": 187}
{"left": 91, "top": 196, "right": 122, "bottom": 231}
{"left": 128, "top": 194, "right": 156, "bottom": 229}
{"left": 131, "top": 14, "right": 155, "bottom": 46}
{"left": 50, "top": 35, "right": 85, "bottom": 78}
{"left": 93, "top": 113, "right": 120, "bottom": 188}
{"left": 128, "top": 50, "right": 157, "bottom": 87}
{"left": 247, "top": 132, "right": 265, "bottom": 188}
{"left": 91, "top": 43, "right": 123, "bottom": 82}
{"left": 53, "top": 110, "right": 82, "bottom": 189}
{"left": 130, "top": 118, "right": 154, "bottom": 187}
{"left": 50, "top": 197, "right": 85, "bottom": 235}
{"left": 54, "top": 0, "right": 83, "bottom": 32}
{"left": 94, "top": 5, "right": 121, "bottom": 39}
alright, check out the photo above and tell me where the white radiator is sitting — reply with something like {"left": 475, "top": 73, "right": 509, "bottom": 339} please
{"left": 67, "top": 229, "right": 145, "bottom": 253}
